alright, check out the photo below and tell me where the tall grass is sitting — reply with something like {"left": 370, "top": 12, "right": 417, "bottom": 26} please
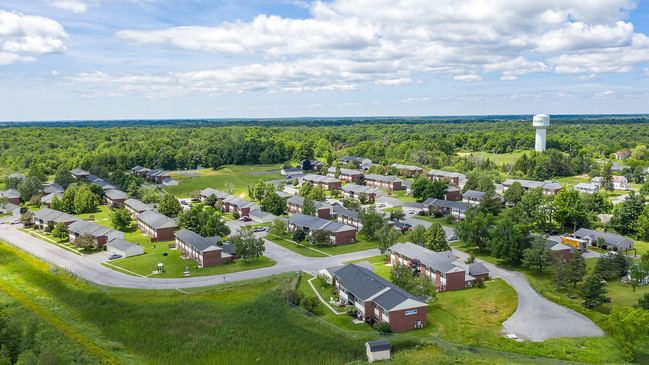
{"left": 0, "top": 243, "right": 372, "bottom": 364}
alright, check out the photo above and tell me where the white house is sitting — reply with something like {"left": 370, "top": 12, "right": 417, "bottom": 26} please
{"left": 574, "top": 182, "right": 600, "bottom": 194}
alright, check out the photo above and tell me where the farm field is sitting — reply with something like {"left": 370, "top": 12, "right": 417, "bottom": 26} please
{"left": 458, "top": 150, "right": 533, "bottom": 165}
{"left": 164, "top": 164, "right": 286, "bottom": 197}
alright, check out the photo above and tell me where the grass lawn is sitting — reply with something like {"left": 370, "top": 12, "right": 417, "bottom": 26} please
{"left": 163, "top": 164, "right": 285, "bottom": 198}
{"left": 412, "top": 214, "right": 458, "bottom": 228}
{"left": 391, "top": 189, "right": 419, "bottom": 203}
{"left": 0, "top": 244, "right": 378, "bottom": 364}
{"left": 268, "top": 232, "right": 380, "bottom": 256}
{"left": 459, "top": 150, "right": 533, "bottom": 165}
{"left": 555, "top": 175, "right": 592, "bottom": 186}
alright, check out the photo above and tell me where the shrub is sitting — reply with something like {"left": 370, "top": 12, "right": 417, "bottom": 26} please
{"left": 301, "top": 296, "right": 320, "bottom": 313}
{"left": 232, "top": 211, "right": 240, "bottom": 220}
{"left": 316, "top": 273, "right": 329, "bottom": 287}
{"left": 375, "top": 322, "right": 392, "bottom": 333}
{"left": 345, "top": 305, "right": 357, "bottom": 317}
{"left": 474, "top": 278, "right": 485, "bottom": 288}
{"left": 45, "top": 222, "right": 54, "bottom": 233}
{"left": 285, "top": 288, "right": 303, "bottom": 306}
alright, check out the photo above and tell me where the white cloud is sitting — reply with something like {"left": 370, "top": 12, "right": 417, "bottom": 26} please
{"left": 91, "top": 0, "right": 649, "bottom": 95}
{"left": 454, "top": 74, "right": 482, "bottom": 82}
{"left": 0, "top": 10, "right": 68, "bottom": 65}
{"left": 49, "top": 0, "right": 89, "bottom": 13}
{"left": 571, "top": 74, "right": 596, "bottom": 82}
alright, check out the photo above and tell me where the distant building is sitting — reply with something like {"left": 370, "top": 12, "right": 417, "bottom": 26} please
{"left": 174, "top": 229, "right": 233, "bottom": 267}
{"left": 502, "top": 179, "right": 562, "bottom": 195}
{"left": 340, "top": 156, "right": 372, "bottom": 170}
{"left": 574, "top": 183, "right": 599, "bottom": 194}
{"left": 427, "top": 170, "right": 466, "bottom": 185}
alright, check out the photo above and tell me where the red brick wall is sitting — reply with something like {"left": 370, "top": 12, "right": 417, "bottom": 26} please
{"left": 202, "top": 250, "right": 224, "bottom": 267}
{"left": 445, "top": 190, "right": 461, "bottom": 201}
{"left": 392, "top": 181, "right": 404, "bottom": 191}
{"left": 240, "top": 207, "right": 251, "bottom": 217}
{"left": 445, "top": 271, "right": 466, "bottom": 291}
{"left": 155, "top": 226, "right": 177, "bottom": 242}
{"left": 364, "top": 301, "right": 374, "bottom": 322}
{"left": 317, "top": 208, "right": 330, "bottom": 219}
{"left": 388, "top": 306, "right": 427, "bottom": 332}
{"left": 553, "top": 249, "right": 572, "bottom": 263}
{"left": 329, "top": 181, "right": 342, "bottom": 190}
{"left": 8, "top": 197, "right": 20, "bottom": 205}
{"left": 333, "top": 230, "right": 356, "bottom": 245}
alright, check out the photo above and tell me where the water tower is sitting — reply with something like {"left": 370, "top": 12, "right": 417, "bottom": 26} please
{"left": 533, "top": 114, "right": 550, "bottom": 152}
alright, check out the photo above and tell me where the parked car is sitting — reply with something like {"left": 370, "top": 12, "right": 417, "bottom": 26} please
{"left": 239, "top": 216, "right": 251, "bottom": 222}
{"left": 10, "top": 219, "right": 19, "bottom": 224}
{"left": 108, "top": 254, "right": 122, "bottom": 260}
{"left": 408, "top": 209, "right": 415, "bottom": 214}
{"left": 253, "top": 226, "right": 266, "bottom": 232}
{"left": 377, "top": 203, "right": 385, "bottom": 208}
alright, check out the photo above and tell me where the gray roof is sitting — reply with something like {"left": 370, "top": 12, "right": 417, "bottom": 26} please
{"left": 334, "top": 264, "right": 427, "bottom": 311}
{"left": 0, "top": 203, "right": 19, "bottom": 214}
{"left": 574, "top": 182, "right": 598, "bottom": 191}
{"left": 573, "top": 228, "right": 633, "bottom": 248}
{"left": 8, "top": 173, "right": 26, "bottom": 180}
{"left": 33, "top": 207, "right": 80, "bottom": 224}
{"left": 390, "top": 242, "right": 460, "bottom": 273}
{"left": 428, "top": 170, "right": 466, "bottom": 180}
{"left": 327, "top": 167, "right": 362, "bottom": 176}
{"left": 147, "top": 170, "right": 170, "bottom": 177}
{"left": 124, "top": 198, "right": 155, "bottom": 212}
{"left": 391, "top": 164, "right": 423, "bottom": 171}
{"left": 68, "top": 220, "right": 122, "bottom": 239}
{"left": 402, "top": 201, "right": 423, "bottom": 209}
{"left": 0, "top": 189, "right": 21, "bottom": 199}
{"left": 364, "top": 174, "right": 402, "bottom": 183}
{"left": 224, "top": 195, "right": 259, "bottom": 210}
{"left": 137, "top": 210, "right": 178, "bottom": 229}
{"left": 248, "top": 209, "right": 276, "bottom": 220}
{"left": 70, "top": 168, "right": 89, "bottom": 176}
{"left": 462, "top": 190, "right": 486, "bottom": 200}
{"left": 375, "top": 196, "right": 404, "bottom": 206}
{"left": 611, "top": 164, "right": 629, "bottom": 172}
{"left": 468, "top": 262, "right": 489, "bottom": 275}
{"left": 106, "top": 238, "right": 139, "bottom": 251}
{"left": 200, "top": 188, "right": 231, "bottom": 199}
{"left": 174, "top": 229, "right": 221, "bottom": 253}
{"left": 302, "top": 174, "right": 341, "bottom": 184}
{"left": 332, "top": 205, "right": 359, "bottom": 219}
{"left": 342, "top": 184, "right": 386, "bottom": 196}
{"left": 366, "top": 340, "right": 391, "bottom": 352}
{"left": 105, "top": 189, "right": 128, "bottom": 200}
{"left": 503, "top": 179, "right": 562, "bottom": 191}
{"left": 43, "top": 183, "right": 64, "bottom": 194}
{"left": 422, "top": 198, "right": 471, "bottom": 211}
{"left": 288, "top": 213, "right": 355, "bottom": 233}
{"left": 287, "top": 195, "right": 331, "bottom": 211}
{"left": 131, "top": 166, "right": 150, "bottom": 173}
{"left": 41, "top": 191, "right": 63, "bottom": 204}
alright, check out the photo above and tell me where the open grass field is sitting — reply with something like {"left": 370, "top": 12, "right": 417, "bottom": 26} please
{"left": 459, "top": 150, "right": 533, "bottom": 165}
{"left": 0, "top": 243, "right": 386, "bottom": 364}
{"left": 268, "top": 232, "right": 382, "bottom": 256}
{"left": 412, "top": 214, "right": 458, "bottom": 228}
{"left": 164, "top": 164, "right": 285, "bottom": 198}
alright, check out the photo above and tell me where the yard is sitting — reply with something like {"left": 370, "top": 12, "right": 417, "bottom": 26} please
{"left": 163, "top": 164, "right": 285, "bottom": 198}
{"left": 458, "top": 150, "right": 533, "bottom": 165}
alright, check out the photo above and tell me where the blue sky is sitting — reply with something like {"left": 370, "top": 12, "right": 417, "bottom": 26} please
{"left": 1, "top": 0, "right": 649, "bottom": 121}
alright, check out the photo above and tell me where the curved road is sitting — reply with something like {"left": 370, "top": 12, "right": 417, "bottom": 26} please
{"left": 0, "top": 222, "right": 602, "bottom": 341}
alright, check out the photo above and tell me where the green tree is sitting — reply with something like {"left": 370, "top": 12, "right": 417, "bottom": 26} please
{"left": 610, "top": 191, "right": 645, "bottom": 236}
{"left": 88, "top": 183, "right": 105, "bottom": 202}
{"left": 424, "top": 223, "right": 448, "bottom": 252}
{"left": 601, "top": 162, "right": 614, "bottom": 192}
{"left": 302, "top": 198, "right": 315, "bottom": 216}
{"left": 17, "top": 176, "right": 43, "bottom": 203}
{"left": 358, "top": 192, "right": 368, "bottom": 204}
{"left": 141, "top": 188, "right": 162, "bottom": 204}
{"left": 581, "top": 274, "right": 607, "bottom": 308}
{"left": 307, "top": 185, "right": 326, "bottom": 201}
{"left": 628, "top": 264, "right": 647, "bottom": 292}
{"left": 581, "top": 192, "right": 613, "bottom": 213}
{"left": 299, "top": 181, "right": 313, "bottom": 198}
{"left": 360, "top": 207, "right": 385, "bottom": 240}
{"left": 110, "top": 207, "right": 132, "bottom": 231}
{"left": 311, "top": 229, "right": 332, "bottom": 245}
{"left": 478, "top": 190, "right": 503, "bottom": 215}
{"left": 232, "top": 228, "right": 265, "bottom": 262}
{"left": 554, "top": 260, "right": 569, "bottom": 291}
{"left": 553, "top": 188, "right": 588, "bottom": 231}
{"left": 201, "top": 214, "right": 230, "bottom": 237}
{"left": 74, "top": 233, "right": 96, "bottom": 251}
{"left": 50, "top": 194, "right": 62, "bottom": 211}
{"left": 390, "top": 264, "right": 414, "bottom": 291}
{"left": 606, "top": 306, "right": 649, "bottom": 362}
{"left": 51, "top": 222, "right": 69, "bottom": 241}
{"left": 158, "top": 194, "right": 182, "bottom": 217}
{"left": 60, "top": 185, "right": 77, "bottom": 214}
{"left": 503, "top": 181, "right": 525, "bottom": 205}
{"left": 109, "top": 169, "right": 126, "bottom": 186}
{"left": 269, "top": 218, "right": 287, "bottom": 236}
{"left": 205, "top": 193, "right": 217, "bottom": 207}
{"left": 636, "top": 293, "right": 649, "bottom": 310}
{"left": 261, "top": 192, "right": 288, "bottom": 216}
{"left": 19, "top": 211, "right": 34, "bottom": 225}
{"left": 409, "top": 272, "right": 437, "bottom": 302}
{"left": 409, "top": 224, "right": 427, "bottom": 246}
{"left": 457, "top": 207, "right": 493, "bottom": 250}
{"left": 522, "top": 237, "right": 554, "bottom": 273}
{"left": 74, "top": 186, "right": 98, "bottom": 215}
{"left": 377, "top": 223, "right": 400, "bottom": 258}
{"left": 292, "top": 229, "right": 306, "bottom": 243}
{"left": 567, "top": 251, "right": 587, "bottom": 287}
{"left": 490, "top": 218, "right": 532, "bottom": 265}
{"left": 518, "top": 187, "right": 548, "bottom": 229}
{"left": 54, "top": 166, "right": 75, "bottom": 189}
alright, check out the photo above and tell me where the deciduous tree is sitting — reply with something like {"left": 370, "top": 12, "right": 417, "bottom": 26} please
{"left": 522, "top": 238, "right": 554, "bottom": 273}
{"left": 261, "top": 192, "right": 288, "bottom": 216}
{"left": 424, "top": 223, "right": 448, "bottom": 252}
{"left": 51, "top": 222, "right": 69, "bottom": 241}
{"left": 377, "top": 223, "right": 400, "bottom": 257}
{"left": 158, "top": 194, "right": 182, "bottom": 217}
{"left": 110, "top": 207, "right": 132, "bottom": 231}
{"left": 232, "top": 228, "right": 265, "bottom": 262}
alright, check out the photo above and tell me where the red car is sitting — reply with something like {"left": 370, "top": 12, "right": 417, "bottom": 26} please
{"left": 239, "top": 216, "right": 251, "bottom": 222}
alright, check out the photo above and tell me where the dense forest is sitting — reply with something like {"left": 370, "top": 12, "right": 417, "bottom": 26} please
{"left": 1, "top": 116, "right": 649, "bottom": 178}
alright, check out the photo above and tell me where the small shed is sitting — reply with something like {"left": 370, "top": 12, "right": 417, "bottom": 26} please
{"left": 106, "top": 238, "right": 144, "bottom": 258}
{"left": 366, "top": 340, "right": 390, "bottom": 363}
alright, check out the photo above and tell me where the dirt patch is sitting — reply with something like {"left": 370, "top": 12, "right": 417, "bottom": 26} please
{"left": 457, "top": 152, "right": 472, "bottom": 157}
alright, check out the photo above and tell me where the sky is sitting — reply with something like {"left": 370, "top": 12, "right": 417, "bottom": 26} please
{"left": 1, "top": 0, "right": 649, "bottom": 121}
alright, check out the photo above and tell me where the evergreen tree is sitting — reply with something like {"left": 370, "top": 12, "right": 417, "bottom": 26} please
{"left": 581, "top": 274, "right": 607, "bottom": 308}
{"left": 302, "top": 198, "right": 315, "bottom": 216}
{"left": 54, "top": 166, "right": 75, "bottom": 189}
{"left": 457, "top": 207, "right": 493, "bottom": 250}
{"left": 158, "top": 194, "right": 182, "bottom": 217}
{"left": 50, "top": 194, "right": 62, "bottom": 211}
{"left": 424, "top": 223, "right": 449, "bottom": 252}
{"left": 292, "top": 229, "right": 306, "bottom": 243}
{"left": 554, "top": 259, "right": 569, "bottom": 291}
{"left": 601, "top": 162, "right": 614, "bottom": 192}
{"left": 60, "top": 186, "right": 77, "bottom": 214}
{"left": 74, "top": 186, "right": 98, "bottom": 215}
{"left": 522, "top": 237, "right": 553, "bottom": 273}
{"left": 205, "top": 193, "right": 217, "bottom": 207}
{"left": 567, "top": 251, "right": 587, "bottom": 287}
{"left": 360, "top": 207, "right": 385, "bottom": 240}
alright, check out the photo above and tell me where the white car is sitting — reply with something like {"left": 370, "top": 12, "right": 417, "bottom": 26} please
{"left": 377, "top": 203, "right": 385, "bottom": 208}
{"left": 408, "top": 210, "right": 415, "bottom": 214}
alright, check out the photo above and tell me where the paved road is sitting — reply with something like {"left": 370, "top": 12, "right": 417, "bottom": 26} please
{"left": 0, "top": 223, "right": 378, "bottom": 289}
{"left": 452, "top": 248, "right": 604, "bottom": 341}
